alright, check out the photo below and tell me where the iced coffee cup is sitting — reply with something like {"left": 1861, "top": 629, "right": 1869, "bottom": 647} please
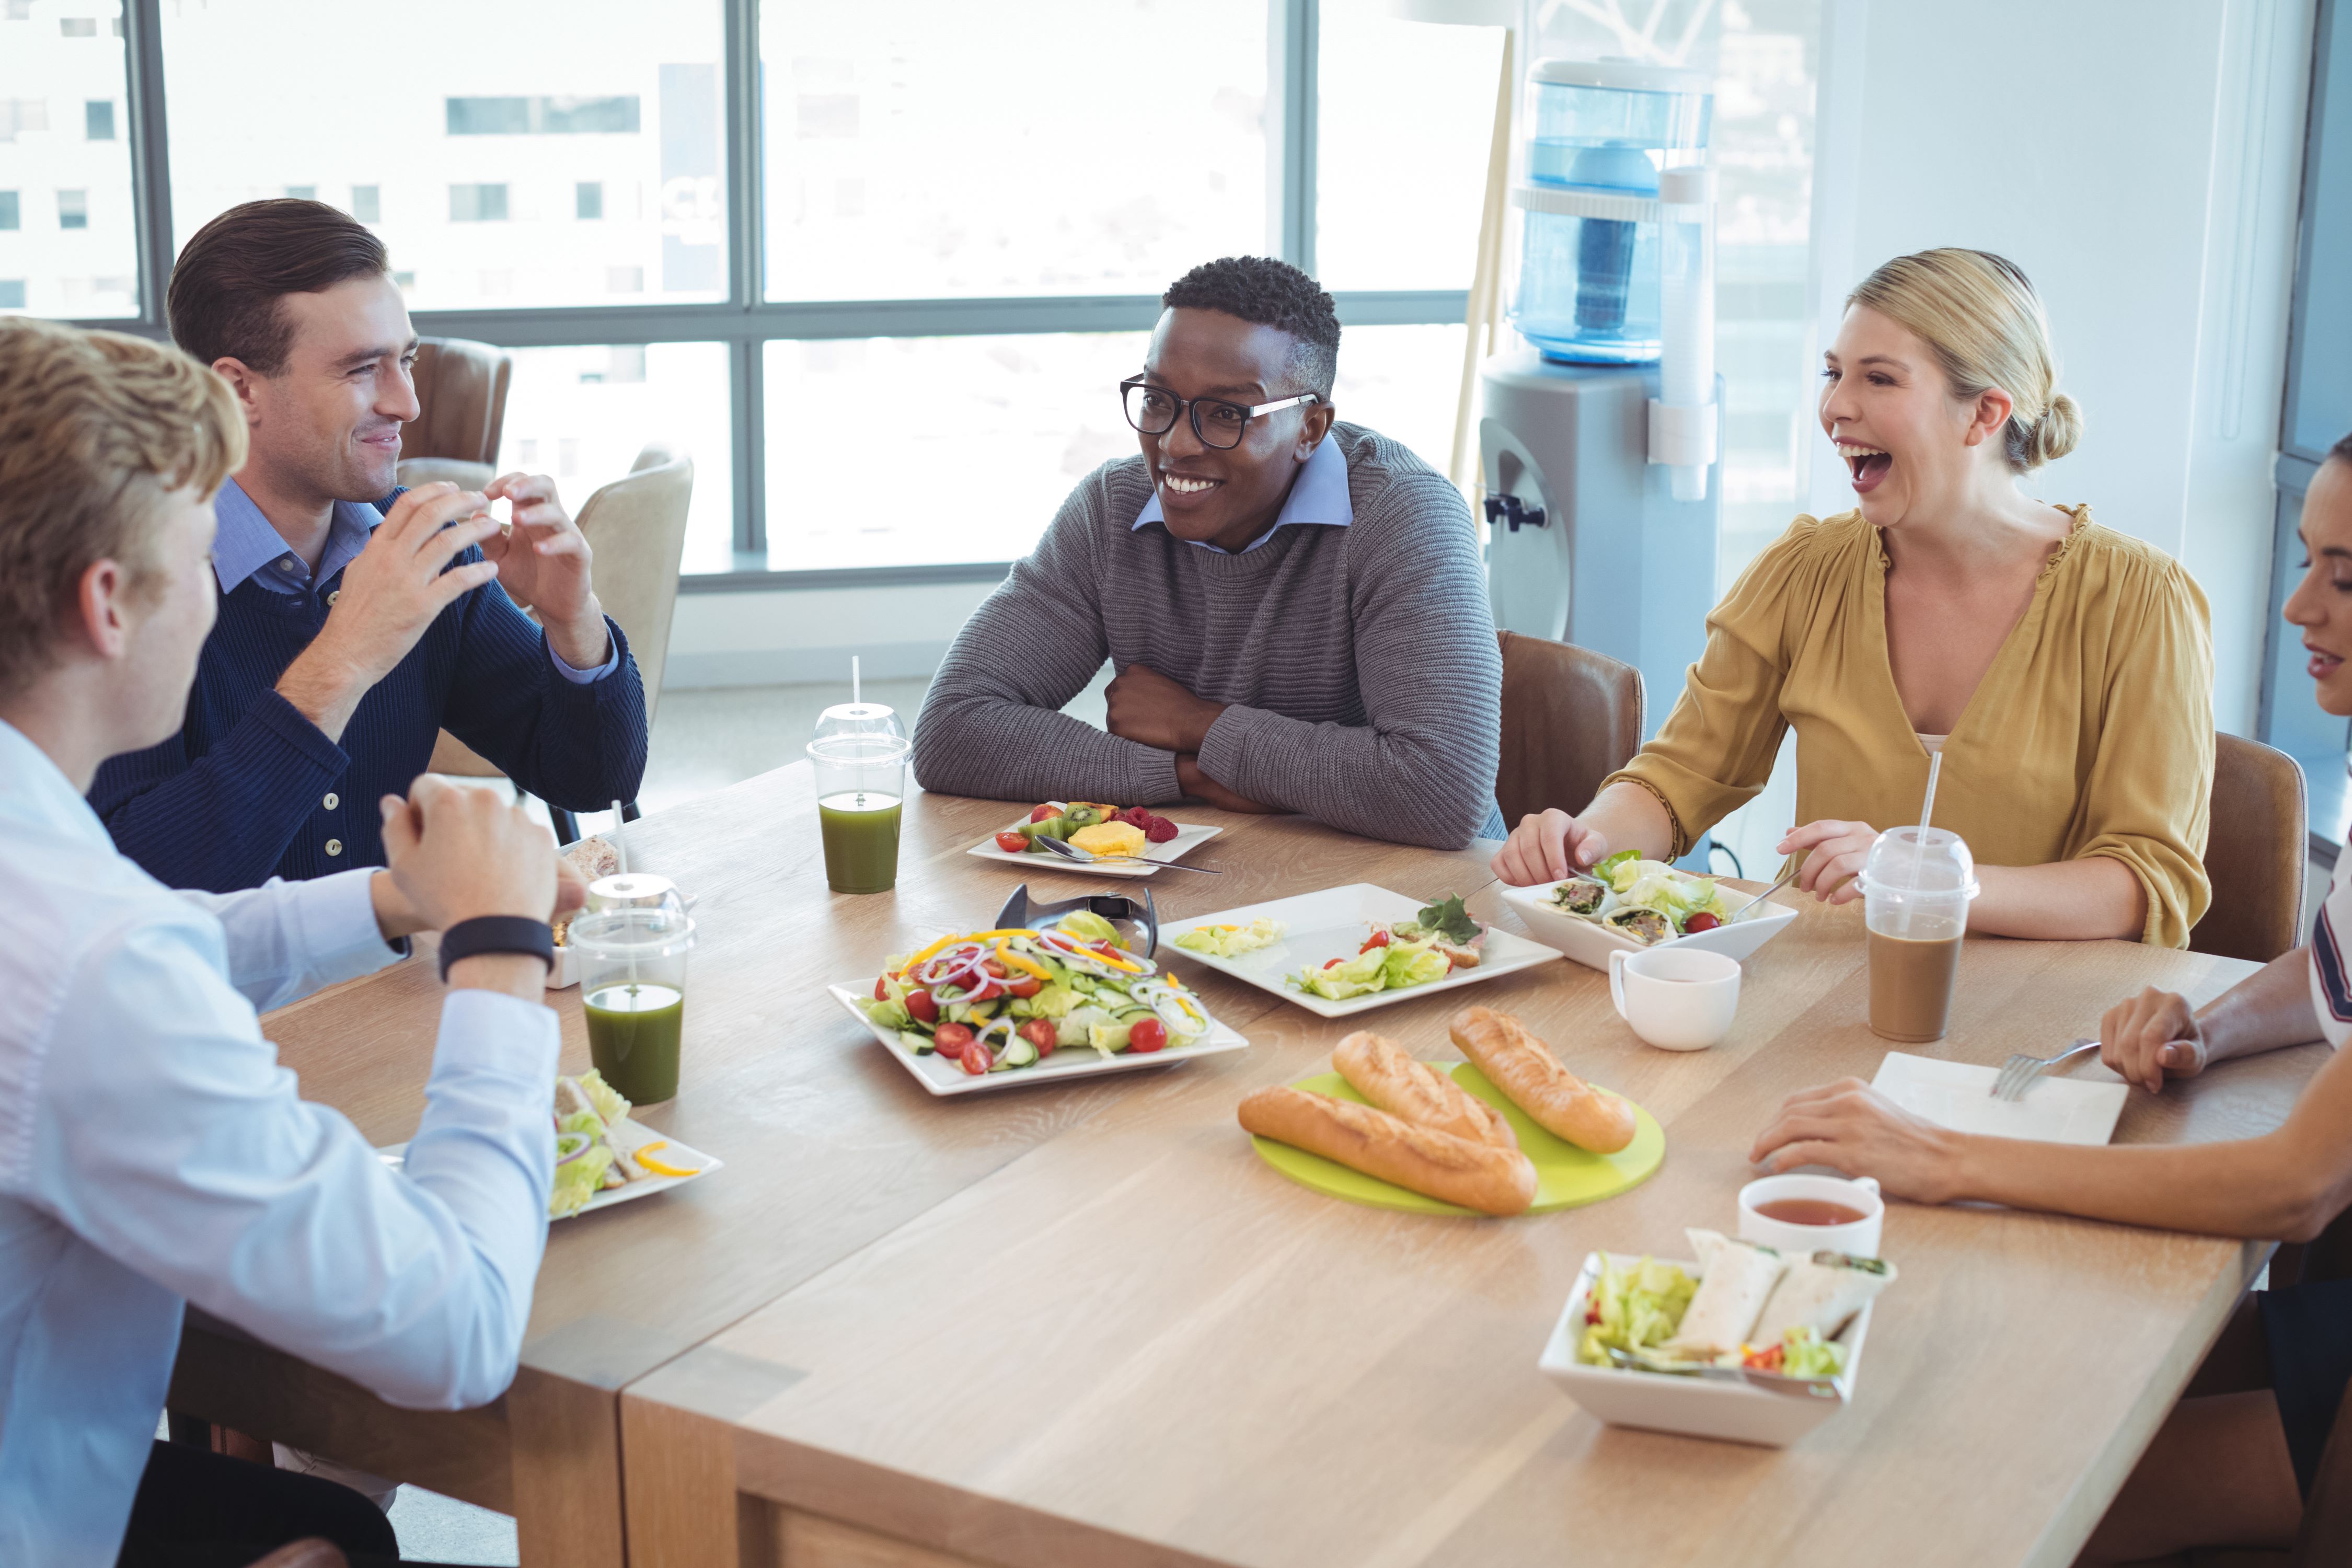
{"left": 1855, "top": 827, "right": 1980, "bottom": 1043}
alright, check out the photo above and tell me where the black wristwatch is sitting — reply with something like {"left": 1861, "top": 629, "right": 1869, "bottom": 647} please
{"left": 437, "top": 916, "right": 555, "bottom": 982}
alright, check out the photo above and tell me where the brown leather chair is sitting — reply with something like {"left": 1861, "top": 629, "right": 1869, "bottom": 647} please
{"left": 2191, "top": 733, "right": 2308, "bottom": 964}
{"left": 394, "top": 337, "right": 512, "bottom": 491}
{"left": 1493, "top": 630, "right": 1644, "bottom": 830}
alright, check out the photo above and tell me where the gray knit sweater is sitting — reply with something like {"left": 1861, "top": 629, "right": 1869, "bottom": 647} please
{"left": 912, "top": 422, "right": 1502, "bottom": 849}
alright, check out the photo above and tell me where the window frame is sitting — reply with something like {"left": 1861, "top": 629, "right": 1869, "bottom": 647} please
{"left": 82, "top": 0, "right": 1467, "bottom": 587}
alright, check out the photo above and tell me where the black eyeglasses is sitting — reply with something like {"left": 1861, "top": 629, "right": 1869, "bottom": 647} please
{"left": 1120, "top": 377, "right": 1319, "bottom": 451}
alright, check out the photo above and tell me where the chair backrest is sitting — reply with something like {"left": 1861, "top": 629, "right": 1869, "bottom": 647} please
{"left": 1494, "top": 630, "right": 1645, "bottom": 830}
{"left": 2192, "top": 732, "right": 2307, "bottom": 963}
{"left": 574, "top": 442, "right": 695, "bottom": 721}
{"left": 398, "top": 337, "right": 512, "bottom": 468}
{"left": 245, "top": 1540, "right": 349, "bottom": 1568}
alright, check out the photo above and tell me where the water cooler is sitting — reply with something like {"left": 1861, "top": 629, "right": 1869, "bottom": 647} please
{"left": 1482, "top": 59, "right": 1721, "bottom": 758}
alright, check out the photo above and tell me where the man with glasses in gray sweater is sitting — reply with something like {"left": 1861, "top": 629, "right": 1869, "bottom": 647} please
{"left": 912, "top": 256, "right": 1503, "bottom": 848}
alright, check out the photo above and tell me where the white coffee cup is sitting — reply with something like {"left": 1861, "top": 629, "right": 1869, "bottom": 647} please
{"left": 1737, "top": 1173, "right": 1885, "bottom": 1259}
{"left": 1606, "top": 946, "right": 1740, "bottom": 1051}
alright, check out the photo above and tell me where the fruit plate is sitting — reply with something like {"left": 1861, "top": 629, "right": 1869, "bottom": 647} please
{"left": 377, "top": 1118, "right": 721, "bottom": 1219}
{"left": 827, "top": 982, "right": 1249, "bottom": 1097}
{"left": 1159, "top": 883, "right": 1561, "bottom": 1018}
{"left": 1248, "top": 1065, "right": 1664, "bottom": 1216}
{"left": 966, "top": 811, "right": 1221, "bottom": 879}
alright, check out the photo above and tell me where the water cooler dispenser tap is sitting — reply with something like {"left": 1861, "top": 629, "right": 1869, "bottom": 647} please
{"left": 1482, "top": 493, "right": 1548, "bottom": 532}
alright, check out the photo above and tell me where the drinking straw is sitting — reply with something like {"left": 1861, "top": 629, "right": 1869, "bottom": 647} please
{"left": 852, "top": 654, "right": 861, "bottom": 709}
{"left": 611, "top": 798, "right": 638, "bottom": 991}
{"left": 1917, "top": 751, "right": 1944, "bottom": 835}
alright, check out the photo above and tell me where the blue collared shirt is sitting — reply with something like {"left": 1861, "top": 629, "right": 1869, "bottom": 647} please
{"left": 210, "top": 478, "right": 618, "bottom": 684}
{"left": 0, "top": 719, "right": 558, "bottom": 1566}
{"left": 1131, "top": 430, "right": 1354, "bottom": 553}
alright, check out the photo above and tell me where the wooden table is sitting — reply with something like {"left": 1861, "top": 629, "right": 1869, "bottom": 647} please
{"left": 167, "top": 768, "right": 2325, "bottom": 1567}
{"left": 167, "top": 766, "right": 1498, "bottom": 1565}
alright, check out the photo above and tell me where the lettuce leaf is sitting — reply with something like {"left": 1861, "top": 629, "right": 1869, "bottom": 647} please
{"left": 1292, "top": 947, "right": 1391, "bottom": 1000}
{"left": 1380, "top": 944, "right": 1451, "bottom": 989}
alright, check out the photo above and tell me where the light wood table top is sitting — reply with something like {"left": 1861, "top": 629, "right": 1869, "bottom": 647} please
{"left": 172, "top": 765, "right": 1500, "bottom": 1566}
{"left": 612, "top": 781, "right": 2323, "bottom": 1568}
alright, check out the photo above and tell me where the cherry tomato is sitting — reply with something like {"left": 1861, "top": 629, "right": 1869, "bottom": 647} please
{"left": 1030, "top": 803, "right": 1060, "bottom": 823}
{"left": 983, "top": 959, "right": 1009, "bottom": 979}
{"left": 1359, "top": 929, "right": 1391, "bottom": 953}
{"left": 933, "top": 1022, "right": 974, "bottom": 1060}
{"left": 995, "top": 831, "right": 1030, "bottom": 853}
{"left": 1019, "top": 1019, "right": 1058, "bottom": 1056}
{"left": 961, "top": 1040, "right": 994, "bottom": 1075}
{"left": 1090, "top": 942, "right": 1125, "bottom": 961}
{"left": 1323, "top": 956, "right": 1345, "bottom": 969}
{"left": 1684, "top": 913, "right": 1722, "bottom": 933}
{"left": 1007, "top": 975, "right": 1043, "bottom": 999}
{"left": 905, "top": 989, "right": 939, "bottom": 1025}
{"left": 966, "top": 981, "right": 1004, "bottom": 1003}
{"left": 873, "top": 975, "right": 891, "bottom": 1000}
{"left": 1128, "top": 1017, "right": 1168, "bottom": 1054}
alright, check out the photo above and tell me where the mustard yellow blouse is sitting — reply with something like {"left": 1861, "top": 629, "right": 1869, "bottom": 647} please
{"left": 1604, "top": 506, "right": 2215, "bottom": 947}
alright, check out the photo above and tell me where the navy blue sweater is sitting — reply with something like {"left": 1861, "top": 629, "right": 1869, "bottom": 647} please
{"left": 90, "top": 506, "right": 649, "bottom": 893}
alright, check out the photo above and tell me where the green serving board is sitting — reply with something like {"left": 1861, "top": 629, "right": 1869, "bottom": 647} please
{"left": 1250, "top": 1064, "right": 1665, "bottom": 1216}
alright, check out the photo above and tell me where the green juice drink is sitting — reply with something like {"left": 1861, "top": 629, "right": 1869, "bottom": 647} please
{"left": 583, "top": 980, "right": 685, "bottom": 1104}
{"left": 818, "top": 790, "right": 902, "bottom": 894}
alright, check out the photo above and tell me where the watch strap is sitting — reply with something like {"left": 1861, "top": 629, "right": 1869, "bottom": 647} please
{"left": 437, "top": 915, "right": 555, "bottom": 982}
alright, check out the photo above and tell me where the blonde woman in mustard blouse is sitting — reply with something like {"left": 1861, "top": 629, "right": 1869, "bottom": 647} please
{"left": 1493, "top": 248, "right": 2213, "bottom": 946}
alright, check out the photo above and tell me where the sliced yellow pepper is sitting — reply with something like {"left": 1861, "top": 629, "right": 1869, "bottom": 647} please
{"left": 631, "top": 1142, "right": 700, "bottom": 1179}
{"left": 995, "top": 940, "right": 1054, "bottom": 982}
{"left": 896, "top": 929, "right": 1043, "bottom": 973}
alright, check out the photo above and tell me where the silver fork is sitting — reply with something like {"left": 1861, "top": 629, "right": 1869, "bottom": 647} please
{"left": 1990, "top": 1037, "right": 2100, "bottom": 1101}
{"left": 1034, "top": 834, "right": 1224, "bottom": 875}
{"left": 1724, "top": 861, "right": 1803, "bottom": 924}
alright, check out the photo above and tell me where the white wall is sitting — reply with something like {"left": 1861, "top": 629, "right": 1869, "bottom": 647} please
{"left": 661, "top": 578, "right": 1001, "bottom": 688}
{"left": 1804, "top": 0, "right": 2315, "bottom": 736}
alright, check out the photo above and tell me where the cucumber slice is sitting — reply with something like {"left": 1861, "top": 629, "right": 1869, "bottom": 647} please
{"left": 898, "top": 1030, "right": 935, "bottom": 1056}
{"left": 1002, "top": 1037, "right": 1039, "bottom": 1068}
{"left": 1088, "top": 1021, "right": 1133, "bottom": 1054}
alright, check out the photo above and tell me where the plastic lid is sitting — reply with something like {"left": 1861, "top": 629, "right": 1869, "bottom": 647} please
{"left": 566, "top": 905, "right": 696, "bottom": 956}
{"left": 812, "top": 701, "right": 907, "bottom": 744}
{"left": 585, "top": 873, "right": 685, "bottom": 915}
{"left": 1855, "top": 826, "right": 1981, "bottom": 900}
{"left": 1529, "top": 56, "right": 1713, "bottom": 95}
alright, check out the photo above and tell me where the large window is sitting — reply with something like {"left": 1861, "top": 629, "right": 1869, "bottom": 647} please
{"left": 17, "top": 1, "right": 1817, "bottom": 588}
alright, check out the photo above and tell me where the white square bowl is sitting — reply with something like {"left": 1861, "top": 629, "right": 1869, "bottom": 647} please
{"left": 1158, "top": 883, "right": 1561, "bottom": 1019}
{"left": 1497, "top": 879, "right": 1800, "bottom": 973}
{"left": 1537, "top": 1251, "right": 1870, "bottom": 1448}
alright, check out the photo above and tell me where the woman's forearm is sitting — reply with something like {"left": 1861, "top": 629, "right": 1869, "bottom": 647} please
{"left": 1582, "top": 781, "right": 1677, "bottom": 864}
{"left": 2198, "top": 948, "right": 2326, "bottom": 1065}
{"left": 1968, "top": 857, "right": 2145, "bottom": 940}
{"left": 1945, "top": 1131, "right": 2323, "bottom": 1240}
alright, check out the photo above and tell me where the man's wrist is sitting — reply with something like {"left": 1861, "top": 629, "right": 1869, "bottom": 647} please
{"left": 548, "top": 601, "right": 612, "bottom": 670}
{"left": 276, "top": 639, "right": 365, "bottom": 726}
{"left": 445, "top": 952, "right": 547, "bottom": 1000}
{"left": 368, "top": 871, "right": 430, "bottom": 941}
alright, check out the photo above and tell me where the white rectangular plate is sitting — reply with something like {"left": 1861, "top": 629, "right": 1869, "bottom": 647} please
{"left": 1538, "top": 1251, "right": 1870, "bottom": 1448}
{"left": 1158, "top": 883, "right": 1561, "bottom": 1019}
{"left": 1871, "top": 1051, "right": 2129, "bottom": 1145}
{"left": 828, "top": 982, "right": 1248, "bottom": 1097}
{"left": 1496, "top": 877, "right": 1800, "bottom": 973}
{"left": 966, "top": 813, "right": 1221, "bottom": 879}
{"left": 379, "top": 1116, "right": 721, "bottom": 1218}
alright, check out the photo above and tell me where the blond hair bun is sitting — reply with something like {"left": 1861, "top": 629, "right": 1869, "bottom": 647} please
{"left": 1847, "top": 248, "right": 2081, "bottom": 474}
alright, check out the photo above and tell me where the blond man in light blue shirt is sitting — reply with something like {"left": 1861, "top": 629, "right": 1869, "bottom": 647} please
{"left": 0, "top": 319, "right": 578, "bottom": 1565}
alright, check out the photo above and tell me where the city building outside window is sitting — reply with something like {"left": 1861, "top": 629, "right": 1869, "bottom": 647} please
{"left": 58, "top": 189, "right": 88, "bottom": 229}
{"left": 577, "top": 180, "right": 603, "bottom": 220}
{"left": 448, "top": 183, "right": 510, "bottom": 222}
{"left": 0, "top": 190, "right": 17, "bottom": 229}
{"left": 352, "top": 184, "right": 379, "bottom": 222}
{"left": 85, "top": 100, "right": 113, "bottom": 140}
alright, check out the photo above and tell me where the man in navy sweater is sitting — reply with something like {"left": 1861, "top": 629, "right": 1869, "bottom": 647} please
{"left": 91, "top": 200, "right": 647, "bottom": 891}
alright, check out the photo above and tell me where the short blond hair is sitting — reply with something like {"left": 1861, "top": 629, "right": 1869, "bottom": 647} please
{"left": 1847, "top": 248, "right": 2082, "bottom": 472}
{"left": 0, "top": 319, "right": 246, "bottom": 700}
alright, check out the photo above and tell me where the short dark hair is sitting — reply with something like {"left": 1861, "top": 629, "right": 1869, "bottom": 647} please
{"left": 1162, "top": 256, "right": 1341, "bottom": 399}
{"left": 2333, "top": 430, "right": 2352, "bottom": 466}
{"left": 167, "top": 199, "right": 391, "bottom": 374}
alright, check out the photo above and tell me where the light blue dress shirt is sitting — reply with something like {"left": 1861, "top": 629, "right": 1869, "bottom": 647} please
{"left": 210, "top": 477, "right": 618, "bottom": 684}
{"left": 1130, "top": 429, "right": 1354, "bottom": 552}
{"left": 0, "top": 719, "right": 559, "bottom": 1566}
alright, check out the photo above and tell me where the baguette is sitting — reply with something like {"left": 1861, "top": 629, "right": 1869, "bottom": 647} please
{"left": 1239, "top": 1085, "right": 1537, "bottom": 1216}
{"left": 1332, "top": 1030, "right": 1517, "bottom": 1150}
{"left": 1448, "top": 1006, "right": 1637, "bottom": 1154}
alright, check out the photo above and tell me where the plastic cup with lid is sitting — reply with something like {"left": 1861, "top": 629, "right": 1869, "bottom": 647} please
{"left": 1855, "top": 827, "right": 1981, "bottom": 1043}
{"left": 809, "top": 702, "right": 910, "bottom": 895}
